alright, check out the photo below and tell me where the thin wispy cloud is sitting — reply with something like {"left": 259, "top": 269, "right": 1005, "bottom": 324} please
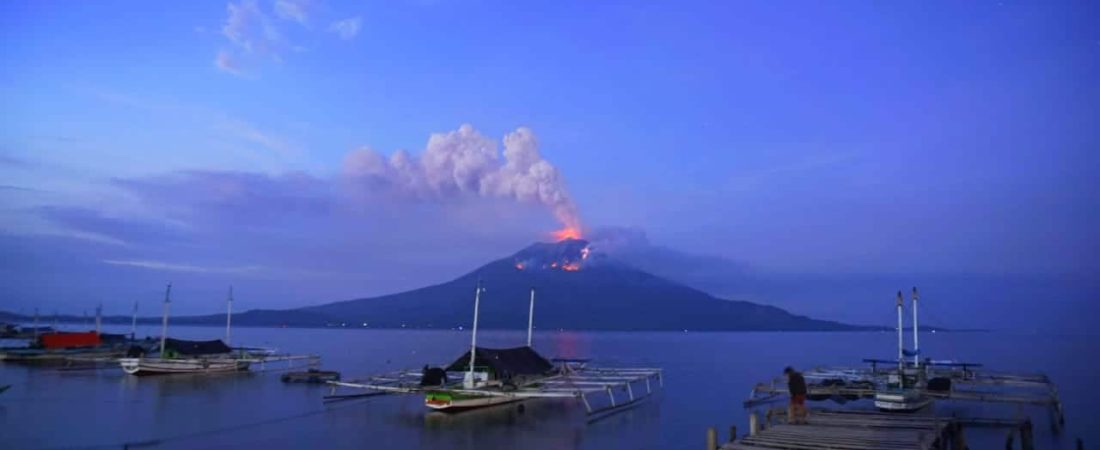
{"left": 328, "top": 17, "right": 361, "bottom": 40}
{"left": 215, "top": 1, "right": 358, "bottom": 75}
{"left": 103, "top": 259, "right": 263, "bottom": 274}
{"left": 222, "top": 0, "right": 280, "bottom": 56}
{"left": 274, "top": 0, "right": 312, "bottom": 26}
{"left": 217, "top": 0, "right": 283, "bottom": 76}
{"left": 0, "top": 154, "right": 29, "bottom": 167}
{"left": 214, "top": 50, "right": 244, "bottom": 75}
{"left": 217, "top": 117, "right": 301, "bottom": 160}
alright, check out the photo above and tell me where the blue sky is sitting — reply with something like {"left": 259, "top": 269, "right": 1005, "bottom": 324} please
{"left": 1, "top": 1, "right": 1097, "bottom": 326}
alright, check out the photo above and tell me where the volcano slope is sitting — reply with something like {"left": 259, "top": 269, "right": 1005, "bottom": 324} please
{"left": 207, "top": 239, "right": 860, "bottom": 331}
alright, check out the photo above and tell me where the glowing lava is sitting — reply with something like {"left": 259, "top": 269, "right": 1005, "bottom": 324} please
{"left": 551, "top": 226, "right": 582, "bottom": 241}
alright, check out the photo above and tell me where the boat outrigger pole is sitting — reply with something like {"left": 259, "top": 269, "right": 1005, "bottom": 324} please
{"left": 896, "top": 290, "right": 904, "bottom": 373}
{"left": 912, "top": 287, "right": 919, "bottom": 368}
{"left": 527, "top": 287, "right": 536, "bottom": 348}
{"left": 466, "top": 280, "right": 484, "bottom": 388}
{"left": 160, "top": 283, "right": 172, "bottom": 356}
{"left": 226, "top": 286, "right": 233, "bottom": 346}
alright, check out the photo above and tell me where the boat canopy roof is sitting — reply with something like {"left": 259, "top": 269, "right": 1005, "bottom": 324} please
{"left": 164, "top": 338, "right": 232, "bottom": 355}
{"left": 444, "top": 346, "right": 554, "bottom": 376}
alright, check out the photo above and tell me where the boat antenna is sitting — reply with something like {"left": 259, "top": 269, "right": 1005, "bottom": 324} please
{"left": 131, "top": 300, "right": 138, "bottom": 340}
{"left": 160, "top": 283, "right": 172, "bottom": 356}
{"left": 95, "top": 304, "right": 102, "bottom": 336}
{"left": 912, "top": 287, "right": 919, "bottom": 368}
{"left": 225, "top": 286, "right": 233, "bottom": 346}
{"left": 527, "top": 287, "right": 536, "bottom": 347}
{"left": 895, "top": 290, "right": 904, "bottom": 373}
{"left": 466, "top": 279, "right": 485, "bottom": 388}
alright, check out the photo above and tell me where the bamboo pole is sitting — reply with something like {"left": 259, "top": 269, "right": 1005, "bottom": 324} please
{"left": 912, "top": 287, "right": 919, "bottom": 368}
{"left": 159, "top": 284, "right": 172, "bottom": 356}
{"left": 896, "top": 291, "right": 904, "bottom": 373}
{"left": 527, "top": 288, "right": 535, "bottom": 347}
{"left": 466, "top": 281, "right": 483, "bottom": 388}
{"left": 225, "top": 286, "right": 233, "bottom": 345}
{"left": 130, "top": 301, "right": 138, "bottom": 340}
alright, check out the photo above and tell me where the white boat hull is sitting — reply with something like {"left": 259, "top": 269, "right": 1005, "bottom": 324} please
{"left": 874, "top": 391, "right": 932, "bottom": 412}
{"left": 119, "top": 357, "right": 250, "bottom": 376}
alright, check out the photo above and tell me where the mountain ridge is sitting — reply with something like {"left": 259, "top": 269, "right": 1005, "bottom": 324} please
{"left": 1, "top": 240, "right": 882, "bottom": 331}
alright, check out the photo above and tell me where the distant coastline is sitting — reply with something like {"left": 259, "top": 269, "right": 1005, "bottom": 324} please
{"left": 0, "top": 310, "right": 966, "bottom": 333}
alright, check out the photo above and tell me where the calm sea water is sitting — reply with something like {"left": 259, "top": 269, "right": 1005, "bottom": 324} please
{"left": 1, "top": 325, "right": 1096, "bottom": 449}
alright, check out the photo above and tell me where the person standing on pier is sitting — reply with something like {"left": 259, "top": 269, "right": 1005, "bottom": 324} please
{"left": 784, "top": 366, "right": 808, "bottom": 424}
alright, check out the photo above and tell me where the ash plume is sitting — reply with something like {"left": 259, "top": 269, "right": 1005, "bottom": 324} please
{"left": 342, "top": 124, "right": 581, "bottom": 232}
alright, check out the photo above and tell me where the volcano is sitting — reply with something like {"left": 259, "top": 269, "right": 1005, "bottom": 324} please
{"left": 207, "top": 239, "right": 860, "bottom": 331}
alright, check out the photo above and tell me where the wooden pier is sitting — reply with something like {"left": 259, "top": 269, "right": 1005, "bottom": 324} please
{"left": 717, "top": 410, "right": 953, "bottom": 450}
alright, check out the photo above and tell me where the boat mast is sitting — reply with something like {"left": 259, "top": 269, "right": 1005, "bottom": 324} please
{"left": 527, "top": 288, "right": 536, "bottom": 347}
{"left": 225, "top": 286, "right": 233, "bottom": 345}
{"left": 33, "top": 308, "right": 39, "bottom": 341}
{"left": 131, "top": 301, "right": 138, "bottom": 340}
{"left": 160, "top": 283, "right": 172, "bottom": 356}
{"left": 95, "top": 304, "right": 102, "bottom": 336}
{"left": 912, "top": 287, "right": 919, "bottom": 368}
{"left": 467, "top": 280, "right": 484, "bottom": 387}
{"left": 896, "top": 290, "right": 904, "bottom": 373}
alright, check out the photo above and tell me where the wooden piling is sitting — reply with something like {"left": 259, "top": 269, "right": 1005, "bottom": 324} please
{"left": 953, "top": 422, "right": 967, "bottom": 450}
{"left": 728, "top": 425, "right": 737, "bottom": 443}
{"left": 706, "top": 427, "right": 717, "bottom": 450}
{"left": 1020, "top": 419, "right": 1034, "bottom": 450}
{"left": 1004, "top": 428, "right": 1014, "bottom": 450}
{"left": 1076, "top": 438, "right": 1083, "bottom": 450}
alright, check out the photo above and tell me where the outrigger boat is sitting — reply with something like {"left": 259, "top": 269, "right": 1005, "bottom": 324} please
{"left": 873, "top": 288, "right": 932, "bottom": 412}
{"left": 328, "top": 283, "right": 663, "bottom": 418}
{"left": 119, "top": 284, "right": 317, "bottom": 376}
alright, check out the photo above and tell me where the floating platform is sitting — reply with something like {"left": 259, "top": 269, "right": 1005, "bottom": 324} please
{"left": 282, "top": 369, "right": 341, "bottom": 383}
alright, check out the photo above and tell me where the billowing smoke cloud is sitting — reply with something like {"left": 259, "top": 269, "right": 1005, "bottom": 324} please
{"left": 342, "top": 124, "right": 581, "bottom": 232}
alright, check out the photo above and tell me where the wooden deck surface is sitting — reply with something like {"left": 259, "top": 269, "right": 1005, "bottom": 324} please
{"left": 722, "top": 410, "right": 951, "bottom": 450}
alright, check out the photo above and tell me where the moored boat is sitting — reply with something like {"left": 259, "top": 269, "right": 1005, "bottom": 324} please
{"left": 328, "top": 284, "right": 664, "bottom": 419}
{"left": 119, "top": 284, "right": 317, "bottom": 376}
{"left": 119, "top": 355, "right": 249, "bottom": 375}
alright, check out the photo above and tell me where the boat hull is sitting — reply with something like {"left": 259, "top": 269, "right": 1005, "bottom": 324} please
{"left": 874, "top": 391, "right": 933, "bottom": 412}
{"left": 424, "top": 391, "right": 522, "bottom": 411}
{"left": 119, "top": 357, "right": 250, "bottom": 376}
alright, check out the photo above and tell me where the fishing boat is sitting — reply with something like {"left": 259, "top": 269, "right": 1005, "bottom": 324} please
{"left": 872, "top": 289, "right": 932, "bottom": 412}
{"left": 119, "top": 284, "right": 316, "bottom": 376}
{"left": 119, "top": 337, "right": 249, "bottom": 375}
{"left": 328, "top": 283, "right": 663, "bottom": 418}
{"left": 0, "top": 307, "right": 132, "bottom": 363}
